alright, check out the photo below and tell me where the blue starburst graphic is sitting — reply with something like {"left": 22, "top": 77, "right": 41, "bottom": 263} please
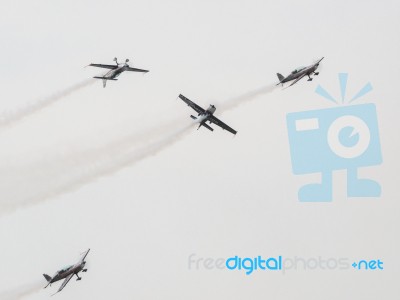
{"left": 315, "top": 73, "right": 373, "bottom": 104}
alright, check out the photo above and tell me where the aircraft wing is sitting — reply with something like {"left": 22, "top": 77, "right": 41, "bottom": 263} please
{"left": 88, "top": 63, "right": 118, "bottom": 70}
{"left": 79, "top": 249, "right": 90, "bottom": 263}
{"left": 209, "top": 115, "right": 237, "bottom": 135}
{"left": 179, "top": 94, "right": 205, "bottom": 114}
{"left": 53, "top": 273, "right": 74, "bottom": 295}
{"left": 288, "top": 73, "right": 307, "bottom": 87}
{"left": 126, "top": 67, "right": 149, "bottom": 73}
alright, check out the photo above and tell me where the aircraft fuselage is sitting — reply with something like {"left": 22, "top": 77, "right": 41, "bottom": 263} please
{"left": 48, "top": 262, "right": 85, "bottom": 284}
{"left": 281, "top": 64, "right": 317, "bottom": 83}
{"left": 197, "top": 105, "right": 216, "bottom": 122}
{"left": 104, "top": 64, "right": 129, "bottom": 79}
{"left": 191, "top": 105, "right": 216, "bottom": 131}
{"left": 277, "top": 58, "right": 324, "bottom": 86}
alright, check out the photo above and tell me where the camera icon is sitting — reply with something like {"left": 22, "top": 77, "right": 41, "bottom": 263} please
{"left": 287, "top": 103, "right": 382, "bottom": 202}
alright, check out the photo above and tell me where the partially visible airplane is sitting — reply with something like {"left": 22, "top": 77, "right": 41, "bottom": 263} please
{"left": 43, "top": 249, "right": 90, "bottom": 295}
{"left": 276, "top": 57, "right": 324, "bottom": 88}
{"left": 179, "top": 94, "right": 237, "bottom": 135}
{"left": 87, "top": 57, "right": 149, "bottom": 87}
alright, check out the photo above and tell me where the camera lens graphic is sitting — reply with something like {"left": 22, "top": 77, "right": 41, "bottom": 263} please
{"left": 327, "top": 115, "right": 371, "bottom": 159}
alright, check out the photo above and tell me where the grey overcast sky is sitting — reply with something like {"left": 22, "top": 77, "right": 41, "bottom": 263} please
{"left": 0, "top": 0, "right": 399, "bottom": 299}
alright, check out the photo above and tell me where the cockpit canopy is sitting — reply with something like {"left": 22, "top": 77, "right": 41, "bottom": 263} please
{"left": 291, "top": 66, "right": 305, "bottom": 74}
{"left": 60, "top": 265, "right": 73, "bottom": 273}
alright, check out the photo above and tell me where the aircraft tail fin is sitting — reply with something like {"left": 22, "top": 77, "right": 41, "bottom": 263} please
{"left": 277, "top": 73, "right": 284, "bottom": 82}
{"left": 43, "top": 274, "right": 52, "bottom": 282}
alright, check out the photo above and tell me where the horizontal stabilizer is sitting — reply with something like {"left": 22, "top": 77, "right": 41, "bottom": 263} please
{"left": 190, "top": 115, "right": 197, "bottom": 120}
{"left": 93, "top": 76, "right": 118, "bottom": 80}
{"left": 202, "top": 123, "right": 214, "bottom": 131}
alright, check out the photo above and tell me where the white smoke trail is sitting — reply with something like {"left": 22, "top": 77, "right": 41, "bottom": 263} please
{"left": 220, "top": 84, "right": 277, "bottom": 111}
{"left": 0, "top": 83, "right": 276, "bottom": 214}
{"left": 0, "top": 119, "right": 192, "bottom": 214}
{"left": 0, "top": 281, "right": 42, "bottom": 300}
{"left": 0, "top": 79, "right": 95, "bottom": 128}
{"left": 36, "top": 123, "right": 192, "bottom": 203}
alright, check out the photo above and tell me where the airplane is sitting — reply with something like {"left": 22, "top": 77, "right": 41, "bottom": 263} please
{"left": 276, "top": 57, "right": 324, "bottom": 88}
{"left": 87, "top": 57, "right": 149, "bottom": 87}
{"left": 43, "top": 249, "right": 90, "bottom": 295}
{"left": 179, "top": 94, "right": 237, "bottom": 135}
